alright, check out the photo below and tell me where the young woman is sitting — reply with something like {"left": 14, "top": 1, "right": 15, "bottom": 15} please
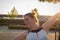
{"left": 15, "top": 12, "right": 60, "bottom": 40}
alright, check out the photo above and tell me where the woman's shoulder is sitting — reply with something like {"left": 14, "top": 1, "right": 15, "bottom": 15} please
{"left": 38, "top": 29, "right": 48, "bottom": 35}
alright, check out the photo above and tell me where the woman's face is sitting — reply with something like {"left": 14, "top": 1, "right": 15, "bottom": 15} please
{"left": 24, "top": 15, "right": 36, "bottom": 29}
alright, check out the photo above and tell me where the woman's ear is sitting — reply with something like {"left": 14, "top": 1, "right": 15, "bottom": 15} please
{"left": 34, "top": 18, "right": 37, "bottom": 22}
{"left": 35, "top": 19, "right": 37, "bottom": 22}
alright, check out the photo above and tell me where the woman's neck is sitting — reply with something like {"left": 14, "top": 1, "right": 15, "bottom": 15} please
{"left": 30, "top": 25, "right": 40, "bottom": 31}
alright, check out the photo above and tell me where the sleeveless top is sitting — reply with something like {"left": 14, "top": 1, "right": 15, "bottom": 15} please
{"left": 26, "top": 28, "right": 48, "bottom": 40}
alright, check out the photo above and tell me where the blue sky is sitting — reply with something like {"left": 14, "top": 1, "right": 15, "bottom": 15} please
{"left": 0, "top": 0, "right": 60, "bottom": 16}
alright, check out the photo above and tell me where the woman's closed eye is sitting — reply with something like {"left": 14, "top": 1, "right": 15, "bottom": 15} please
{"left": 25, "top": 19, "right": 29, "bottom": 21}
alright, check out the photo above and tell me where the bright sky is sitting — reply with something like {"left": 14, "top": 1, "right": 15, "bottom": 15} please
{"left": 0, "top": 0, "right": 60, "bottom": 16}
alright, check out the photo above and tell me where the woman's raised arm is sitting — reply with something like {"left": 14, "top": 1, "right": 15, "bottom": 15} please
{"left": 41, "top": 12, "right": 60, "bottom": 31}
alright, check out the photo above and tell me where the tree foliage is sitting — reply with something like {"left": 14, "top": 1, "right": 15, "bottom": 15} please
{"left": 8, "top": 7, "right": 18, "bottom": 18}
